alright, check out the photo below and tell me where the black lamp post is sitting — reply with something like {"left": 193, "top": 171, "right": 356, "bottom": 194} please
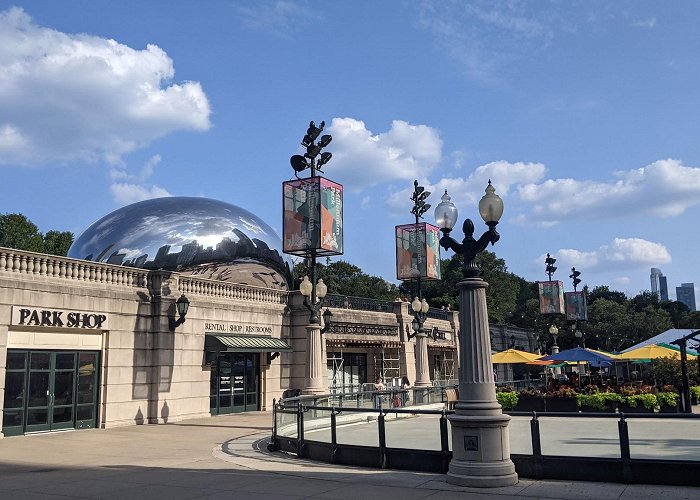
{"left": 433, "top": 181, "right": 517, "bottom": 487}
{"left": 284, "top": 120, "right": 342, "bottom": 395}
{"left": 408, "top": 180, "right": 431, "bottom": 338}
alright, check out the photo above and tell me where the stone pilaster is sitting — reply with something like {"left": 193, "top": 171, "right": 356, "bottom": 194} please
{"left": 447, "top": 277, "right": 517, "bottom": 487}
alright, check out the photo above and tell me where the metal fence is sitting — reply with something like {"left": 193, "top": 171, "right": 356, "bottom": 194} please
{"left": 268, "top": 395, "right": 700, "bottom": 486}
{"left": 325, "top": 294, "right": 395, "bottom": 312}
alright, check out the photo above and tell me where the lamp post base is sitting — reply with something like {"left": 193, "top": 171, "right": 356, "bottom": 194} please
{"left": 446, "top": 277, "right": 518, "bottom": 487}
{"left": 446, "top": 412, "right": 518, "bottom": 487}
{"left": 303, "top": 324, "right": 327, "bottom": 395}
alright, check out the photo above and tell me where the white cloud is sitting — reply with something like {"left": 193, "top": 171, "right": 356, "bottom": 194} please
{"left": 632, "top": 18, "right": 656, "bottom": 28}
{"left": 237, "top": 1, "right": 321, "bottom": 38}
{"left": 110, "top": 183, "right": 171, "bottom": 206}
{"left": 386, "top": 160, "right": 546, "bottom": 215}
{"left": 109, "top": 154, "right": 166, "bottom": 204}
{"left": 416, "top": 1, "right": 555, "bottom": 85}
{"left": 538, "top": 237, "right": 671, "bottom": 273}
{"left": 517, "top": 159, "right": 700, "bottom": 225}
{"left": 327, "top": 118, "right": 442, "bottom": 191}
{"left": 0, "top": 7, "right": 211, "bottom": 167}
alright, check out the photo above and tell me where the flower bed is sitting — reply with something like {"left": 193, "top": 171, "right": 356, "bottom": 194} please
{"left": 577, "top": 392, "right": 621, "bottom": 413}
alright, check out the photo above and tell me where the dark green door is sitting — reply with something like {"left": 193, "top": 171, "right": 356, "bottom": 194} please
{"left": 210, "top": 353, "right": 259, "bottom": 415}
{"left": 3, "top": 350, "right": 99, "bottom": 435}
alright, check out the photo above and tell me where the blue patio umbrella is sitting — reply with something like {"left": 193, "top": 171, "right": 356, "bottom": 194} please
{"left": 540, "top": 347, "right": 614, "bottom": 367}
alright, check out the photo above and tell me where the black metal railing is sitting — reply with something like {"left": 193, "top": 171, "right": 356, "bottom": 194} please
{"left": 427, "top": 308, "right": 451, "bottom": 320}
{"left": 268, "top": 398, "right": 700, "bottom": 486}
{"left": 326, "top": 294, "right": 395, "bottom": 312}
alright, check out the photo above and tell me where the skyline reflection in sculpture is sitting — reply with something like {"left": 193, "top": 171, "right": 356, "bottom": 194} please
{"left": 68, "top": 197, "right": 293, "bottom": 290}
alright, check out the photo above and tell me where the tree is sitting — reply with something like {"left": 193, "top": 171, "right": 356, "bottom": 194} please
{"left": 43, "top": 230, "right": 74, "bottom": 256}
{"left": 0, "top": 213, "right": 74, "bottom": 256}
{"left": 588, "top": 285, "right": 627, "bottom": 305}
{"left": 660, "top": 301, "right": 691, "bottom": 328}
{"left": 294, "top": 260, "right": 399, "bottom": 301}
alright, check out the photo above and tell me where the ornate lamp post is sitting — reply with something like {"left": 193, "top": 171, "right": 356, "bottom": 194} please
{"left": 396, "top": 180, "right": 441, "bottom": 387}
{"left": 434, "top": 181, "right": 518, "bottom": 487}
{"left": 549, "top": 324, "right": 560, "bottom": 375}
{"left": 283, "top": 120, "right": 343, "bottom": 395}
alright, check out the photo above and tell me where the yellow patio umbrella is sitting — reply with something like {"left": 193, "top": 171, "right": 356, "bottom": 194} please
{"left": 618, "top": 344, "right": 697, "bottom": 361}
{"left": 589, "top": 348, "right": 620, "bottom": 360}
{"left": 492, "top": 348, "right": 541, "bottom": 364}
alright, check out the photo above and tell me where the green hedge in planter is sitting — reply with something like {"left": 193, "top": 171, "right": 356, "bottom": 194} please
{"left": 496, "top": 391, "right": 518, "bottom": 411}
{"left": 576, "top": 392, "right": 621, "bottom": 411}
{"left": 624, "top": 393, "right": 657, "bottom": 410}
{"left": 690, "top": 386, "right": 700, "bottom": 404}
{"left": 656, "top": 391, "right": 679, "bottom": 409}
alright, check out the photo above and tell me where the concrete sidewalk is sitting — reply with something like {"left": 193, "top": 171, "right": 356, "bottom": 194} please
{"left": 0, "top": 412, "right": 697, "bottom": 500}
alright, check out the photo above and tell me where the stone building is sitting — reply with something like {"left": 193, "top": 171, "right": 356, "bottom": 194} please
{"left": 0, "top": 197, "right": 531, "bottom": 437}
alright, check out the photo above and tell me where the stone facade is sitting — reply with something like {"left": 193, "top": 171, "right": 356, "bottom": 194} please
{"left": 0, "top": 247, "right": 465, "bottom": 437}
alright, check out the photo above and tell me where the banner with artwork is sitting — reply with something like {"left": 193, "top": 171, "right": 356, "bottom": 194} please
{"left": 565, "top": 291, "right": 588, "bottom": 321}
{"left": 282, "top": 177, "right": 343, "bottom": 256}
{"left": 538, "top": 281, "right": 565, "bottom": 315}
{"left": 395, "top": 223, "right": 441, "bottom": 281}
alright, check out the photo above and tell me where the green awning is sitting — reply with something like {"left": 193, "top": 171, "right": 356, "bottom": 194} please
{"left": 205, "top": 334, "right": 292, "bottom": 353}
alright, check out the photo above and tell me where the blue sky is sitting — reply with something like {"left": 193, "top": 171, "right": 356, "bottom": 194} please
{"left": 2, "top": 1, "right": 700, "bottom": 302}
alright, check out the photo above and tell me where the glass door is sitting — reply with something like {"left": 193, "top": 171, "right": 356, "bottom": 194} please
{"left": 211, "top": 356, "right": 234, "bottom": 415}
{"left": 210, "top": 353, "right": 259, "bottom": 414}
{"left": 2, "top": 351, "right": 29, "bottom": 436}
{"left": 25, "top": 352, "right": 52, "bottom": 433}
{"left": 244, "top": 354, "right": 259, "bottom": 412}
{"left": 75, "top": 352, "right": 99, "bottom": 429}
{"left": 3, "top": 350, "right": 99, "bottom": 435}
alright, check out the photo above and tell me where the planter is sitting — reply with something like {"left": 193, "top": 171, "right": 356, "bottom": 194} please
{"left": 514, "top": 396, "right": 545, "bottom": 412}
{"left": 618, "top": 402, "right": 654, "bottom": 414}
{"left": 580, "top": 402, "right": 617, "bottom": 413}
{"left": 659, "top": 404, "right": 680, "bottom": 413}
{"left": 545, "top": 397, "right": 579, "bottom": 413}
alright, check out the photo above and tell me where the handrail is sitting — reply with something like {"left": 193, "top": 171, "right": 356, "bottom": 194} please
{"left": 325, "top": 294, "right": 394, "bottom": 312}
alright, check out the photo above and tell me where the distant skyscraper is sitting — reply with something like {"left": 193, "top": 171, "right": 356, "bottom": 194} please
{"left": 676, "top": 283, "right": 696, "bottom": 311}
{"left": 650, "top": 268, "right": 669, "bottom": 301}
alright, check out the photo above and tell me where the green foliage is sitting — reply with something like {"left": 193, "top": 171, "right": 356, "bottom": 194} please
{"left": 0, "top": 213, "right": 74, "bottom": 256}
{"left": 294, "top": 260, "right": 399, "bottom": 301}
{"left": 650, "top": 358, "right": 699, "bottom": 387}
{"left": 496, "top": 391, "right": 518, "bottom": 411}
{"left": 624, "top": 393, "right": 657, "bottom": 410}
{"left": 656, "top": 391, "right": 679, "bottom": 408}
{"left": 576, "top": 392, "right": 621, "bottom": 410}
{"left": 402, "top": 251, "right": 524, "bottom": 323}
{"left": 690, "top": 386, "right": 700, "bottom": 400}
{"left": 43, "top": 230, "right": 74, "bottom": 256}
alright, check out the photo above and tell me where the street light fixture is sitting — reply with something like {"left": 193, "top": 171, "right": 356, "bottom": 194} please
{"left": 283, "top": 119, "right": 344, "bottom": 395}
{"left": 169, "top": 294, "right": 190, "bottom": 331}
{"left": 299, "top": 276, "right": 333, "bottom": 333}
{"left": 434, "top": 181, "right": 517, "bottom": 487}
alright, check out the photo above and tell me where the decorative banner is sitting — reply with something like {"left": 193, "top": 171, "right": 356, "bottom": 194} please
{"left": 282, "top": 177, "right": 343, "bottom": 256}
{"left": 565, "top": 291, "right": 588, "bottom": 321}
{"left": 538, "top": 281, "right": 565, "bottom": 315}
{"left": 395, "top": 223, "right": 441, "bottom": 281}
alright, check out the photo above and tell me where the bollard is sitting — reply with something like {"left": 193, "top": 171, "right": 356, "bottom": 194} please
{"left": 296, "top": 403, "right": 305, "bottom": 458}
{"left": 530, "top": 412, "right": 543, "bottom": 479}
{"left": 378, "top": 411, "right": 387, "bottom": 469}
{"left": 267, "top": 398, "right": 280, "bottom": 452}
{"left": 331, "top": 408, "right": 338, "bottom": 463}
{"left": 618, "top": 414, "right": 633, "bottom": 482}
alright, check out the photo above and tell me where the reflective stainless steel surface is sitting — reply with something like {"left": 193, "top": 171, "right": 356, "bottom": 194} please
{"left": 68, "top": 197, "right": 292, "bottom": 289}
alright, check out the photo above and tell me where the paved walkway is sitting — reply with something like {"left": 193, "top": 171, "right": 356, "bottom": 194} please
{"left": 0, "top": 412, "right": 697, "bottom": 499}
